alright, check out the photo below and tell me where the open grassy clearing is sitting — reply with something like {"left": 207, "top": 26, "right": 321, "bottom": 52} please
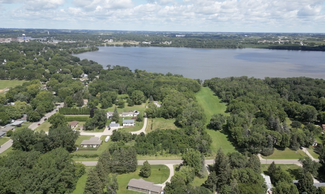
{"left": 117, "top": 165, "right": 169, "bottom": 194}
{"left": 119, "top": 120, "right": 144, "bottom": 133}
{"left": 206, "top": 130, "right": 236, "bottom": 157}
{"left": 261, "top": 164, "right": 302, "bottom": 180}
{"left": 0, "top": 80, "right": 27, "bottom": 91}
{"left": 34, "top": 121, "right": 51, "bottom": 132}
{"left": 195, "top": 87, "right": 235, "bottom": 155}
{"left": 145, "top": 118, "right": 179, "bottom": 133}
{"left": 70, "top": 167, "right": 94, "bottom": 194}
{"left": 261, "top": 148, "right": 307, "bottom": 159}
{"left": 0, "top": 137, "right": 10, "bottom": 146}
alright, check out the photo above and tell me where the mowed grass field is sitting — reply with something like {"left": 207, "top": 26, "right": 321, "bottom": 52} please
{"left": 261, "top": 148, "right": 307, "bottom": 159}
{"left": 116, "top": 165, "right": 169, "bottom": 194}
{"left": 195, "top": 87, "right": 236, "bottom": 155}
{"left": 145, "top": 118, "right": 179, "bottom": 133}
{"left": 261, "top": 164, "right": 302, "bottom": 180}
{"left": 0, "top": 137, "right": 10, "bottom": 146}
{"left": 0, "top": 80, "right": 27, "bottom": 91}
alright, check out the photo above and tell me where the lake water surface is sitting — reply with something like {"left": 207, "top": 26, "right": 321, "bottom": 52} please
{"left": 74, "top": 47, "right": 325, "bottom": 80}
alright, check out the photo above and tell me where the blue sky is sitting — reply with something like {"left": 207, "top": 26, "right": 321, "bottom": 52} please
{"left": 0, "top": 0, "right": 325, "bottom": 32}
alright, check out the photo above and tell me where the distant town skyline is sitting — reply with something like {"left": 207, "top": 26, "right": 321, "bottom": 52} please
{"left": 1, "top": 0, "right": 325, "bottom": 33}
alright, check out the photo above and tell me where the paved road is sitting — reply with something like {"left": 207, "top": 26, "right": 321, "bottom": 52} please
{"left": 0, "top": 103, "right": 63, "bottom": 154}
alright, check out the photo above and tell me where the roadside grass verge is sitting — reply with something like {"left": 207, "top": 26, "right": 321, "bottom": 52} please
{"left": 34, "top": 121, "right": 51, "bottom": 132}
{"left": 117, "top": 165, "right": 169, "bottom": 194}
{"left": 261, "top": 148, "right": 307, "bottom": 159}
{"left": 137, "top": 154, "right": 182, "bottom": 160}
{"left": 0, "top": 80, "right": 27, "bottom": 90}
{"left": 0, "top": 137, "right": 10, "bottom": 146}
{"left": 261, "top": 164, "right": 302, "bottom": 180}
{"left": 146, "top": 118, "right": 179, "bottom": 133}
{"left": 0, "top": 147, "right": 12, "bottom": 157}
{"left": 195, "top": 87, "right": 235, "bottom": 155}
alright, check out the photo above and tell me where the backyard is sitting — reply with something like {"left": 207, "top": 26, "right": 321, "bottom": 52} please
{"left": 145, "top": 118, "right": 179, "bottom": 133}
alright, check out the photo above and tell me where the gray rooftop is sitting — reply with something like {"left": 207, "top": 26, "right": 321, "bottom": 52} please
{"left": 128, "top": 179, "right": 162, "bottom": 193}
{"left": 81, "top": 137, "right": 102, "bottom": 145}
{"left": 11, "top": 121, "right": 24, "bottom": 126}
{"left": 0, "top": 126, "right": 14, "bottom": 132}
{"left": 261, "top": 174, "right": 272, "bottom": 190}
{"left": 123, "top": 119, "right": 135, "bottom": 124}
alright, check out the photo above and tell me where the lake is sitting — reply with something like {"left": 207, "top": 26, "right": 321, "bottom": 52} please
{"left": 74, "top": 47, "right": 325, "bottom": 80}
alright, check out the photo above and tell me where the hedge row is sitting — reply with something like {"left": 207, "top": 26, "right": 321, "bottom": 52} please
{"left": 59, "top": 107, "right": 90, "bottom": 115}
{"left": 65, "top": 116, "right": 89, "bottom": 122}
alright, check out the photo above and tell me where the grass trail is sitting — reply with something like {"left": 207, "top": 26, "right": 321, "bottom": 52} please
{"left": 196, "top": 87, "right": 235, "bottom": 155}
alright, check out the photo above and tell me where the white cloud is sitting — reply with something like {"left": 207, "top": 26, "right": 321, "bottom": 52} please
{"left": 1, "top": 0, "right": 325, "bottom": 32}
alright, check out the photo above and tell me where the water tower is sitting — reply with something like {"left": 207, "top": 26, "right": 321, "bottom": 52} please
{"left": 22, "top": 34, "right": 26, "bottom": 40}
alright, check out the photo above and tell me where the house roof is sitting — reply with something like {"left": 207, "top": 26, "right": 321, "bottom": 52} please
{"left": 123, "top": 119, "right": 135, "bottom": 124}
{"left": 69, "top": 121, "right": 79, "bottom": 126}
{"left": 0, "top": 132, "right": 6, "bottom": 137}
{"left": 81, "top": 137, "right": 102, "bottom": 145}
{"left": 128, "top": 179, "right": 162, "bottom": 193}
{"left": 109, "top": 122, "right": 120, "bottom": 128}
{"left": 11, "top": 121, "right": 24, "bottom": 126}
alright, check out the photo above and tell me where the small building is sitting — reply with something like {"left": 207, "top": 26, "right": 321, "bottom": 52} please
{"left": 80, "top": 137, "right": 102, "bottom": 148}
{"left": 261, "top": 174, "right": 272, "bottom": 194}
{"left": 108, "top": 122, "right": 120, "bottom": 129}
{"left": 107, "top": 112, "right": 114, "bottom": 119}
{"left": 120, "top": 111, "right": 134, "bottom": 117}
{"left": 127, "top": 179, "right": 163, "bottom": 194}
{"left": 10, "top": 121, "right": 24, "bottom": 127}
{"left": 123, "top": 119, "right": 135, "bottom": 127}
{"left": 153, "top": 101, "right": 161, "bottom": 108}
{"left": 69, "top": 121, "right": 79, "bottom": 129}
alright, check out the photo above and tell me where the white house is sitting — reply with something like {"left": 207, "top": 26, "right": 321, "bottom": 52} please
{"left": 123, "top": 119, "right": 135, "bottom": 127}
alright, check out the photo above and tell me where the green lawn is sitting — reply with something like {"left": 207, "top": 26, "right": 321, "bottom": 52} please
{"left": 103, "top": 102, "right": 147, "bottom": 116}
{"left": 207, "top": 130, "right": 236, "bottom": 156}
{"left": 261, "top": 164, "right": 302, "bottom": 180}
{"left": 195, "top": 87, "right": 235, "bottom": 155}
{"left": 192, "top": 176, "right": 207, "bottom": 187}
{"left": 137, "top": 154, "right": 182, "bottom": 160}
{"left": 0, "top": 137, "right": 10, "bottom": 146}
{"left": 0, "top": 80, "right": 27, "bottom": 91}
{"left": 261, "top": 148, "right": 307, "bottom": 159}
{"left": 307, "top": 146, "right": 319, "bottom": 159}
{"left": 75, "top": 135, "right": 95, "bottom": 146}
{"left": 34, "top": 121, "right": 51, "bottom": 132}
{"left": 117, "top": 165, "right": 169, "bottom": 194}
{"left": 146, "top": 118, "right": 179, "bottom": 133}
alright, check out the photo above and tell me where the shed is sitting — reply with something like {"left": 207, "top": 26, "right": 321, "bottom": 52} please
{"left": 127, "top": 179, "right": 163, "bottom": 194}
{"left": 80, "top": 137, "right": 102, "bottom": 148}
{"left": 11, "top": 121, "right": 24, "bottom": 127}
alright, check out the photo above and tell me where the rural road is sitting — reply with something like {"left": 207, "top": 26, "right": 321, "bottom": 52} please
{"left": 0, "top": 103, "right": 63, "bottom": 154}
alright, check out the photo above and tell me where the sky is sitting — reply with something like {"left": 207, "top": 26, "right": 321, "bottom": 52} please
{"left": 0, "top": 0, "right": 325, "bottom": 33}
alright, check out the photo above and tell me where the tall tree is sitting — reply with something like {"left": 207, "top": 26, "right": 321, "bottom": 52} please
{"left": 84, "top": 169, "right": 103, "bottom": 194}
{"left": 297, "top": 172, "right": 317, "bottom": 194}
{"left": 140, "top": 160, "right": 151, "bottom": 178}
{"left": 48, "top": 113, "right": 67, "bottom": 129}
{"left": 182, "top": 148, "right": 202, "bottom": 175}
{"left": 111, "top": 107, "right": 119, "bottom": 123}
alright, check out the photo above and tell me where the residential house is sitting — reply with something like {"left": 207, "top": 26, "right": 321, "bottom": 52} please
{"left": 108, "top": 122, "right": 120, "bottom": 129}
{"left": 69, "top": 121, "right": 79, "bottom": 129}
{"left": 120, "top": 110, "right": 140, "bottom": 117}
{"left": 10, "top": 121, "right": 24, "bottom": 127}
{"left": 80, "top": 137, "right": 102, "bottom": 148}
{"left": 107, "top": 112, "right": 114, "bottom": 119}
{"left": 127, "top": 179, "right": 163, "bottom": 194}
{"left": 123, "top": 119, "right": 135, "bottom": 127}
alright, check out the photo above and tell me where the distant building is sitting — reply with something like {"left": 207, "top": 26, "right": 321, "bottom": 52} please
{"left": 107, "top": 112, "right": 114, "bottom": 119}
{"left": 108, "top": 122, "right": 120, "bottom": 129}
{"left": 127, "top": 179, "right": 163, "bottom": 194}
{"left": 153, "top": 101, "right": 161, "bottom": 108}
{"left": 176, "top": 35, "right": 185, "bottom": 37}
